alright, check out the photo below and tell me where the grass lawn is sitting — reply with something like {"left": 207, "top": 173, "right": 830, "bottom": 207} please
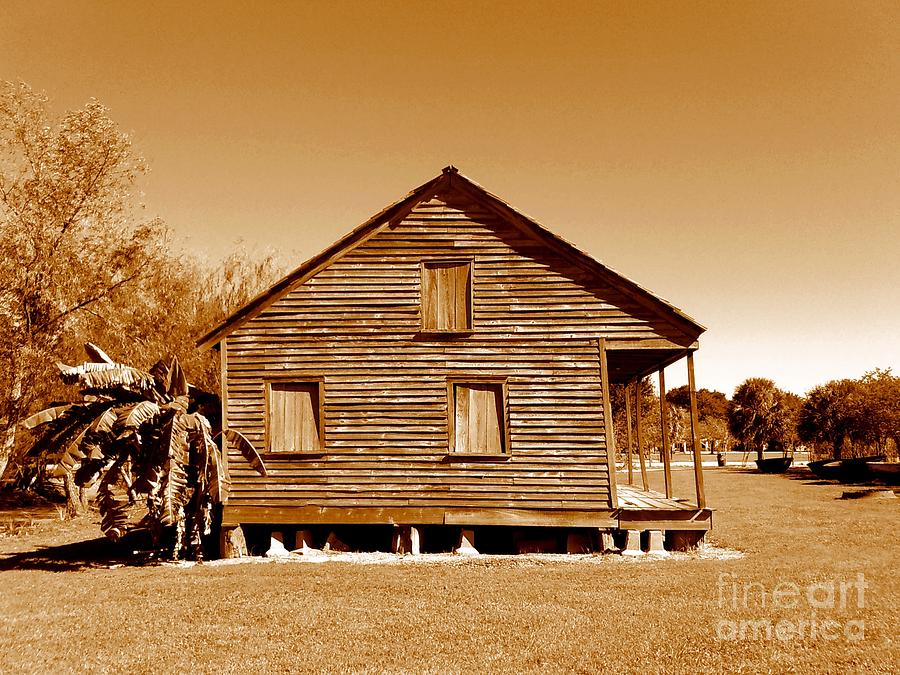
{"left": 0, "top": 468, "right": 897, "bottom": 673}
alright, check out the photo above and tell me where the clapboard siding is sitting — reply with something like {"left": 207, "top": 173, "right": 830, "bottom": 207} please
{"left": 221, "top": 187, "right": 681, "bottom": 522}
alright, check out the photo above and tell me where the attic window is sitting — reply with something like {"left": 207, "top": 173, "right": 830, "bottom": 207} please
{"left": 421, "top": 260, "right": 472, "bottom": 332}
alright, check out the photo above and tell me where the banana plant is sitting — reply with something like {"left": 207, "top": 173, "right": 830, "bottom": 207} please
{"left": 21, "top": 343, "right": 266, "bottom": 560}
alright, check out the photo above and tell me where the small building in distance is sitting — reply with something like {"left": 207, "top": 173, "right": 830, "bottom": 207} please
{"left": 200, "top": 166, "right": 710, "bottom": 555}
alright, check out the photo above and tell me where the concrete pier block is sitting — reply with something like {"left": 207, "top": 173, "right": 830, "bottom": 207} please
{"left": 391, "top": 526, "right": 422, "bottom": 555}
{"left": 621, "top": 529, "right": 644, "bottom": 556}
{"left": 292, "top": 529, "right": 315, "bottom": 552}
{"left": 597, "top": 529, "right": 617, "bottom": 553}
{"left": 409, "top": 526, "right": 421, "bottom": 555}
{"left": 219, "top": 526, "right": 247, "bottom": 559}
{"left": 454, "top": 528, "right": 479, "bottom": 556}
{"left": 266, "top": 531, "right": 290, "bottom": 558}
{"left": 646, "top": 530, "right": 669, "bottom": 556}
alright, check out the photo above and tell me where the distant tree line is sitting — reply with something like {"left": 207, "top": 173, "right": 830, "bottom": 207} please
{"left": 610, "top": 370, "right": 899, "bottom": 464}
{"left": 0, "top": 82, "right": 283, "bottom": 484}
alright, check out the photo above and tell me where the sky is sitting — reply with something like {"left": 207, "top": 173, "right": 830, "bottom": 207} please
{"left": 2, "top": 1, "right": 898, "bottom": 397}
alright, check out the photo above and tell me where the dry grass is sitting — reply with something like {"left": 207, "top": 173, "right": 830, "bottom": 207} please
{"left": 0, "top": 468, "right": 897, "bottom": 674}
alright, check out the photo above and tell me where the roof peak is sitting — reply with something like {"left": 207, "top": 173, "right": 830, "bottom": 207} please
{"left": 442, "top": 165, "right": 458, "bottom": 174}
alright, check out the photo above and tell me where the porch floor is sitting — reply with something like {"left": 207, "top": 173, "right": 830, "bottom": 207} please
{"left": 617, "top": 484, "right": 699, "bottom": 510}
{"left": 614, "top": 484, "right": 712, "bottom": 531}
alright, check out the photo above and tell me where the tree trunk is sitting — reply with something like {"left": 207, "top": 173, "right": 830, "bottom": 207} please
{"left": 0, "top": 369, "right": 24, "bottom": 482}
{"left": 63, "top": 472, "right": 88, "bottom": 518}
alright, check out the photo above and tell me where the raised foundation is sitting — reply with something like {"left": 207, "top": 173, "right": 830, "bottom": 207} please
{"left": 597, "top": 529, "right": 617, "bottom": 553}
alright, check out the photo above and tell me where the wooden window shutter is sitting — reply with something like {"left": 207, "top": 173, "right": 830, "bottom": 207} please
{"left": 421, "top": 261, "right": 472, "bottom": 331}
{"left": 453, "top": 382, "right": 506, "bottom": 454}
{"left": 269, "top": 382, "right": 322, "bottom": 453}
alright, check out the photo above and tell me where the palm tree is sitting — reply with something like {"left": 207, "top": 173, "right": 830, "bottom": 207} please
{"left": 728, "top": 378, "right": 788, "bottom": 462}
{"left": 21, "top": 343, "right": 265, "bottom": 560}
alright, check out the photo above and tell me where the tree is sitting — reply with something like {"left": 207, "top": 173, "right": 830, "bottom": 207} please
{"left": 0, "top": 82, "right": 164, "bottom": 478}
{"left": 796, "top": 380, "right": 859, "bottom": 460}
{"left": 797, "top": 373, "right": 899, "bottom": 460}
{"left": 21, "top": 344, "right": 266, "bottom": 559}
{"left": 666, "top": 385, "right": 730, "bottom": 451}
{"left": 610, "top": 377, "right": 657, "bottom": 458}
{"left": 667, "top": 386, "right": 729, "bottom": 421}
{"left": 728, "top": 378, "right": 790, "bottom": 461}
{"left": 73, "top": 246, "right": 284, "bottom": 396}
{"left": 857, "top": 369, "right": 900, "bottom": 458}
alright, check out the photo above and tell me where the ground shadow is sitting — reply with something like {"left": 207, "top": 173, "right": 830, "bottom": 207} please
{"left": 776, "top": 467, "right": 898, "bottom": 492}
{"left": 721, "top": 465, "right": 876, "bottom": 488}
{"left": 0, "top": 531, "right": 157, "bottom": 572}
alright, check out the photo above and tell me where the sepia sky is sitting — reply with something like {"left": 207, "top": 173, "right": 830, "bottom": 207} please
{"left": 2, "top": 1, "right": 898, "bottom": 396}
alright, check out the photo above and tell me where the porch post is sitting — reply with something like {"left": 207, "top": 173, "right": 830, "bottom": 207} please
{"left": 624, "top": 381, "right": 634, "bottom": 485}
{"left": 658, "top": 368, "right": 673, "bottom": 498}
{"left": 635, "top": 380, "right": 649, "bottom": 491}
{"left": 598, "top": 339, "right": 619, "bottom": 509}
{"left": 687, "top": 352, "right": 707, "bottom": 508}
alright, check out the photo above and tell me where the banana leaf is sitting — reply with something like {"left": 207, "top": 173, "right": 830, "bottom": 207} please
{"left": 84, "top": 342, "right": 115, "bottom": 364}
{"left": 97, "top": 463, "right": 132, "bottom": 541}
{"left": 57, "top": 362, "right": 157, "bottom": 394}
{"left": 155, "top": 411, "right": 190, "bottom": 526}
{"left": 55, "top": 428, "right": 89, "bottom": 474}
{"left": 158, "top": 457, "right": 188, "bottom": 527}
{"left": 118, "top": 400, "right": 160, "bottom": 429}
{"left": 74, "top": 457, "right": 109, "bottom": 488}
{"left": 150, "top": 356, "right": 189, "bottom": 398}
{"left": 21, "top": 404, "right": 73, "bottom": 430}
{"left": 23, "top": 401, "right": 110, "bottom": 458}
{"left": 91, "top": 407, "right": 119, "bottom": 435}
{"left": 223, "top": 429, "right": 267, "bottom": 477}
{"left": 207, "top": 443, "right": 231, "bottom": 504}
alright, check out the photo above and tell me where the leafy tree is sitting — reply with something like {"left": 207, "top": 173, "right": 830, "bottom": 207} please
{"left": 728, "top": 378, "right": 790, "bottom": 461}
{"left": 776, "top": 391, "right": 804, "bottom": 453}
{"left": 0, "top": 82, "right": 164, "bottom": 478}
{"left": 667, "top": 386, "right": 729, "bottom": 421}
{"left": 797, "top": 380, "right": 859, "bottom": 459}
{"left": 74, "top": 246, "right": 284, "bottom": 395}
{"left": 857, "top": 369, "right": 900, "bottom": 457}
{"left": 797, "top": 372, "right": 899, "bottom": 460}
{"left": 21, "top": 344, "right": 265, "bottom": 559}
{"left": 610, "top": 378, "right": 658, "bottom": 458}
{"left": 665, "top": 385, "right": 730, "bottom": 451}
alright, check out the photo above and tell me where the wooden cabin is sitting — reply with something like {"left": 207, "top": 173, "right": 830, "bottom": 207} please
{"left": 199, "top": 166, "right": 711, "bottom": 554}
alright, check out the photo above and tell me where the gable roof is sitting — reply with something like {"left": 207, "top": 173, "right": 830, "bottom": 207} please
{"left": 197, "top": 166, "right": 705, "bottom": 348}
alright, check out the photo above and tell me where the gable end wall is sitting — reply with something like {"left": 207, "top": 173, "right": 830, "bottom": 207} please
{"left": 222, "top": 189, "right": 682, "bottom": 522}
